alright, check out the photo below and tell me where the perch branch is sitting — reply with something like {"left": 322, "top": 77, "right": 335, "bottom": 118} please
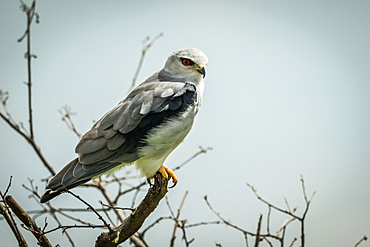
{"left": 95, "top": 172, "right": 168, "bottom": 247}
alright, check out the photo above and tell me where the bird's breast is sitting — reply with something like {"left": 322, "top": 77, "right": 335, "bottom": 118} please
{"left": 140, "top": 104, "right": 198, "bottom": 158}
{"left": 134, "top": 104, "right": 199, "bottom": 177}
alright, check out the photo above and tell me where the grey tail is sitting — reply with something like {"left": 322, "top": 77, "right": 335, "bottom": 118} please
{"left": 40, "top": 158, "right": 121, "bottom": 203}
{"left": 40, "top": 189, "right": 64, "bottom": 203}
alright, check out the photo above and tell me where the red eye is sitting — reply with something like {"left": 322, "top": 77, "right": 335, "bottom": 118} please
{"left": 181, "top": 58, "right": 193, "bottom": 66}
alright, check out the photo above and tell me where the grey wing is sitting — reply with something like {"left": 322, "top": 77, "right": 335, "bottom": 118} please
{"left": 75, "top": 80, "right": 194, "bottom": 165}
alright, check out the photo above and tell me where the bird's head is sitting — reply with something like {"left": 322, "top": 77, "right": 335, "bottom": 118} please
{"left": 163, "top": 48, "right": 209, "bottom": 84}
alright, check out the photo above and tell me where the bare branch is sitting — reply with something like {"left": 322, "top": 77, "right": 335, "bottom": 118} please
{"left": 0, "top": 200, "right": 28, "bottom": 247}
{"left": 276, "top": 216, "right": 296, "bottom": 237}
{"left": 266, "top": 206, "right": 271, "bottom": 235}
{"left": 289, "top": 237, "right": 297, "bottom": 247}
{"left": 170, "top": 191, "right": 189, "bottom": 247}
{"left": 95, "top": 172, "right": 168, "bottom": 247}
{"left": 17, "top": 0, "right": 39, "bottom": 140}
{"left": 100, "top": 201, "right": 135, "bottom": 212}
{"left": 40, "top": 203, "right": 75, "bottom": 246}
{"left": 43, "top": 224, "right": 106, "bottom": 235}
{"left": 0, "top": 1, "right": 56, "bottom": 175}
{"left": 354, "top": 235, "right": 368, "bottom": 247}
{"left": 165, "top": 196, "right": 175, "bottom": 218}
{"left": 114, "top": 181, "right": 146, "bottom": 205}
{"left": 140, "top": 216, "right": 172, "bottom": 238}
{"left": 5, "top": 195, "right": 51, "bottom": 247}
{"left": 128, "top": 33, "right": 164, "bottom": 92}
{"left": 91, "top": 179, "right": 147, "bottom": 246}
{"left": 173, "top": 146, "right": 213, "bottom": 172}
{"left": 204, "top": 196, "right": 276, "bottom": 239}
{"left": 178, "top": 220, "right": 195, "bottom": 247}
{"left": 0, "top": 91, "right": 20, "bottom": 129}
{"left": 2, "top": 176, "right": 13, "bottom": 197}
{"left": 246, "top": 183, "right": 300, "bottom": 220}
{"left": 299, "top": 177, "right": 315, "bottom": 247}
{"left": 254, "top": 214, "right": 262, "bottom": 247}
{"left": 185, "top": 221, "right": 221, "bottom": 228}
{"left": 59, "top": 105, "right": 81, "bottom": 138}
{"left": 0, "top": 98, "right": 55, "bottom": 175}
{"left": 67, "top": 190, "right": 112, "bottom": 232}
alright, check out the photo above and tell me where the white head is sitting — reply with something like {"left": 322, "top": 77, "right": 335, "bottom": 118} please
{"left": 163, "top": 48, "right": 209, "bottom": 84}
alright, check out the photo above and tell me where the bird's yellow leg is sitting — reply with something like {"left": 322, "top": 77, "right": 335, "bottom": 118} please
{"left": 158, "top": 166, "right": 179, "bottom": 184}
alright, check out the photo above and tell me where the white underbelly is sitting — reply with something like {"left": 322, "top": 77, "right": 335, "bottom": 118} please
{"left": 135, "top": 106, "right": 198, "bottom": 177}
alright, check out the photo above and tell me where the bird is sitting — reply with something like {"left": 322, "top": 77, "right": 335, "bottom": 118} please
{"left": 40, "top": 48, "right": 209, "bottom": 203}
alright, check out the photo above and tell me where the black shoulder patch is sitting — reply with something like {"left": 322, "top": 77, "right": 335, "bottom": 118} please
{"left": 127, "top": 83, "right": 197, "bottom": 141}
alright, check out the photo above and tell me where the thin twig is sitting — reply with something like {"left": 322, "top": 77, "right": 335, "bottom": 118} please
{"left": 254, "top": 214, "right": 262, "bottom": 247}
{"left": 0, "top": 91, "right": 20, "bottom": 128}
{"left": 41, "top": 203, "right": 75, "bottom": 246}
{"left": 43, "top": 224, "right": 106, "bottom": 235}
{"left": 3, "top": 176, "right": 13, "bottom": 197}
{"left": 0, "top": 110, "right": 55, "bottom": 175}
{"left": 172, "top": 146, "right": 213, "bottom": 172}
{"left": 246, "top": 183, "right": 300, "bottom": 220}
{"left": 185, "top": 221, "right": 221, "bottom": 228}
{"left": 170, "top": 191, "right": 189, "bottom": 247}
{"left": 67, "top": 190, "right": 112, "bottom": 232}
{"left": 299, "top": 177, "right": 315, "bottom": 247}
{"left": 266, "top": 206, "right": 271, "bottom": 235}
{"left": 59, "top": 105, "right": 81, "bottom": 138}
{"left": 114, "top": 181, "right": 146, "bottom": 204}
{"left": 354, "top": 235, "right": 368, "bottom": 247}
{"left": 128, "top": 33, "right": 164, "bottom": 92}
{"left": 289, "top": 237, "right": 297, "bottom": 247}
{"left": 100, "top": 201, "right": 135, "bottom": 212}
{"left": 165, "top": 196, "right": 175, "bottom": 218}
{"left": 18, "top": 0, "right": 39, "bottom": 140}
{"left": 204, "top": 196, "right": 280, "bottom": 241}
{"left": 178, "top": 220, "right": 194, "bottom": 247}
{"left": 0, "top": 0, "right": 56, "bottom": 175}
{"left": 140, "top": 216, "right": 172, "bottom": 238}
{"left": 26, "top": 1, "right": 36, "bottom": 139}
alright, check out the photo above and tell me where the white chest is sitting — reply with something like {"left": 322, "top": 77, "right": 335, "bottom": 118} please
{"left": 135, "top": 105, "right": 199, "bottom": 177}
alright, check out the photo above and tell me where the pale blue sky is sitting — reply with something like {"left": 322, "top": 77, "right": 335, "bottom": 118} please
{"left": 1, "top": 1, "right": 369, "bottom": 246}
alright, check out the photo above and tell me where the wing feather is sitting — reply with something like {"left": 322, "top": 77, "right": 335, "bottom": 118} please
{"left": 76, "top": 79, "right": 197, "bottom": 165}
{"left": 106, "top": 133, "right": 126, "bottom": 151}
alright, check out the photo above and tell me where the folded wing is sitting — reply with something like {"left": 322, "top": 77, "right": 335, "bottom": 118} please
{"left": 75, "top": 81, "right": 197, "bottom": 165}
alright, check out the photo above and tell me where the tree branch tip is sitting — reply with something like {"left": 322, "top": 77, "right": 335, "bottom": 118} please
{"left": 199, "top": 145, "right": 213, "bottom": 153}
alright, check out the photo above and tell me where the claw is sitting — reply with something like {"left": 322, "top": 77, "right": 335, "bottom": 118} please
{"left": 168, "top": 181, "right": 177, "bottom": 188}
{"left": 157, "top": 166, "right": 179, "bottom": 186}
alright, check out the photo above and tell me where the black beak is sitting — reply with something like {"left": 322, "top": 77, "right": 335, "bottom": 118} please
{"left": 197, "top": 67, "right": 206, "bottom": 78}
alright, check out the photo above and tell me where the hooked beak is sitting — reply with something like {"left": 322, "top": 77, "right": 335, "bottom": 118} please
{"left": 197, "top": 67, "right": 206, "bottom": 78}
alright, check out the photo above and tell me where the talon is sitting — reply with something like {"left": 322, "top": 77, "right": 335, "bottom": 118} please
{"left": 157, "top": 166, "right": 179, "bottom": 184}
{"left": 168, "top": 182, "right": 177, "bottom": 188}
